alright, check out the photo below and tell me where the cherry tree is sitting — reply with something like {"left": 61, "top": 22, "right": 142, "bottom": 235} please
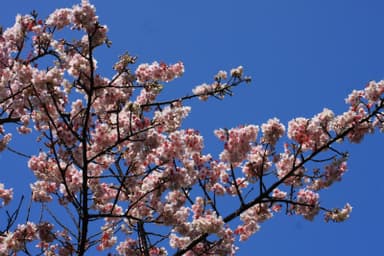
{"left": 0, "top": 1, "right": 383, "bottom": 255}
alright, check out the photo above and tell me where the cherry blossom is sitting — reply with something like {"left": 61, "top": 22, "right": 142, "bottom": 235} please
{"left": 325, "top": 203, "right": 353, "bottom": 222}
{"left": 45, "top": 8, "right": 72, "bottom": 29}
{"left": 0, "top": 133, "right": 11, "bottom": 152}
{"left": 215, "top": 125, "right": 259, "bottom": 166}
{"left": 260, "top": 117, "right": 285, "bottom": 146}
{"left": 0, "top": 183, "right": 13, "bottom": 206}
{"left": 295, "top": 189, "right": 320, "bottom": 221}
{"left": 235, "top": 203, "right": 272, "bottom": 241}
{"left": 135, "top": 61, "right": 184, "bottom": 83}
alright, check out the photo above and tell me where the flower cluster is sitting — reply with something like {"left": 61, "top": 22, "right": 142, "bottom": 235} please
{"left": 116, "top": 239, "right": 168, "bottom": 256}
{"left": 215, "top": 125, "right": 259, "bottom": 166}
{"left": 364, "top": 80, "right": 384, "bottom": 103}
{"left": 230, "top": 66, "right": 243, "bottom": 78}
{"left": 192, "top": 82, "right": 220, "bottom": 101}
{"left": 135, "top": 61, "right": 184, "bottom": 83}
{"left": 96, "top": 225, "right": 117, "bottom": 251}
{"left": 242, "top": 145, "right": 271, "bottom": 182}
{"left": 192, "top": 67, "right": 248, "bottom": 101}
{"left": 1, "top": 222, "right": 38, "bottom": 252}
{"left": 295, "top": 189, "right": 320, "bottom": 221}
{"left": 154, "top": 101, "right": 191, "bottom": 132}
{"left": 261, "top": 118, "right": 285, "bottom": 146}
{"left": 235, "top": 203, "right": 272, "bottom": 241}
{"left": 28, "top": 152, "right": 83, "bottom": 202}
{"left": 309, "top": 159, "right": 348, "bottom": 191}
{"left": 325, "top": 203, "right": 353, "bottom": 222}
{"left": 287, "top": 109, "right": 333, "bottom": 151}
{"left": 2, "top": 14, "right": 34, "bottom": 50}
{"left": 276, "top": 148, "right": 304, "bottom": 186}
{"left": 0, "top": 183, "right": 13, "bottom": 206}
{"left": 192, "top": 212, "right": 224, "bottom": 234}
{"left": 72, "top": 0, "right": 98, "bottom": 32}
{"left": 0, "top": 133, "right": 11, "bottom": 152}
{"left": 45, "top": 8, "right": 72, "bottom": 29}
{"left": 332, "top": 108, "right": 373, "bottom": 143}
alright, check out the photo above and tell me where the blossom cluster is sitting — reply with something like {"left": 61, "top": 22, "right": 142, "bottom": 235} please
{"left": 260, "top": 118, "right": 285, "bottom": 146}
{"left": 154, "top": 101, "right": 191, "bottom": 132}
{"left": 192, "top": 67, "right": 247, "bottom": 101}
{"left": 215, "top": 125, "right": 259, "bottom": 166}
{"left": 287, "top": 108, "right": 333, "bottom": 151}
{"left": 0, "top": 222, "right": 75, "bottom": 255}
{"left": 0, "top": 183, "right": 13, "bottom": 206}
{"left": 1, "top": 222, "right": 38, "bottom": 252}
{"left": 295, "top": 189, "right": 320, "bottom": 221}
{"left": 192, "top": 82, "right": 220, "bottom": 101}
{"left": 0, "top": 133, "right": 12, "bottom": 152}
{"left": 242, "top": 145, "right": 271, "bottom": 182}
{"left": 287, "top": 83, "right": 383, "bottom": 150}
{"left": 46, "top": 0, "right": 99, "bottom": 34}
{"left": 309, "top": 158, "right": 348, "bottom": 190}
{"left": 235, "top": 203, "right": 272, "bottom": 241}
{"left": 28, "top": 152, "right": 83, "bottom": 203}
{"left": 325, "top": 203, "right": 353, "bottom": 222}
{"left": 135, "top": 61, "right": 184, "bottom": 83}
{"left": 275, "top": 146, "right": 304, "bottom": 186}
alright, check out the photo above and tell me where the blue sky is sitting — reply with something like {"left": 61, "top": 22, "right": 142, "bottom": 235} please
{"left": 1, "top": 1, "right": 384, "bottom": 255}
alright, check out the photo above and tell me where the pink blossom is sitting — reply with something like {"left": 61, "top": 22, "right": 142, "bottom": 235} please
{"left": 272, "top": 188, "right": 287, "bottom": 200}
{"left": 287, "top": 108, "right": 334, "bottom": 151}
{"left": 261, "top": 118, "right": 285, "bottom": 146}
{"left": 242, "top": 145, "right": 271, "bottom": 182}
{"left": 212, "top": 182, "right": 226, "bottom": 195}
{"left": 0, "top": 183, "right": 13, "bottom": 206}
{"left": 97, "top": 226, "right": 117, "bottom": 251}
{"left": 30, "top": 181, "right": 58, "bottom": 202}
{"left": 230, "top": 65, "right": 243, "bottom": 77}
{"left": 135, "top": 61, "right": 184, "bottom": 83}
{"left": 46, "top": 8, "right": 72, "bottom": 29}
{"left": 169, "top": 234, "right": 191, "bottom": 249}
{"left": 276, "top": 150, "right": 304, "bottom": 186}
{"left": 154, "top": 101, "right": 191, "bottom": 132}
{"left": 215, "top": 125, "right": 259, "bottom": 166}
{"left": 192, "top": 81, "right": 227, "bottom": 101}
{"left": 2, "top": 15, "right": 34, "bottom": 49}
{"left": 235, "top": 203, "right": 272, "bottom": 241}
{"left": 215, "top": 70, "right": 228, "bottom": 80}
{"left": 332, "top": 108, "right": 373, "bottom": 143}
{"left": 191, "top": 197, "right": 204, "bottom": 219}
{"left": 37, "top": 222, "right": 55, "bottom": 243}
{"left": 191, "top": 213, "right": 224, "bottom": 234}
{"left": 192, "top": 83, "right": 214, "bottom": 101}
{"left": 364, "top": 80, "right": 384, "bottom": 103}
{"left": 226, "top": 177, "right": 249, "bottom": 195}
{"left": 116, "top": 238, "right": 138, "bottom": 255}
{"left": 325, "top": 203, "right": 352, "bottom": 222}
{"left": 295, "top": 189, "right": 320, "bottom": 220}
{"left": 28, "top": 153, "right": 61, "bottom": 183}
{"left": 5, "top": 222, "right": 38, "bottom": 251}
{"left": 309, "top": 159, "right": 348, "bottom": 190}
{"left": 345, "top": 89, "right": 364, "bottom": 107}
{"left": 0, "top": 133, "right": 12, "bottom": 152}
{"left": 67, "top": 53, "right": 95, "bottom": 79}
{"left": 72, "top": 0, "right": 98, "bottom": 32}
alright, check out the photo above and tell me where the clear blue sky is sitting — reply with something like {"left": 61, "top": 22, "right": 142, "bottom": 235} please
{"left": 1, "top": 1, "right": 384, "bottom": 255}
